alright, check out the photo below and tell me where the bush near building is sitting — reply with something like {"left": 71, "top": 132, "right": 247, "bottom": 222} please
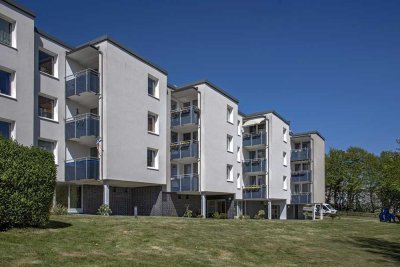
{"left": 0, "top": 137, "right": 56, "bottom": 229}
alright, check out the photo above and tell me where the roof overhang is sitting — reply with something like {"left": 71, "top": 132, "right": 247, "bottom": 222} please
{"left": 243, "top": 117, "right": 265, "bottom": 127}
{"left": 67, "top": 45, "right": 100, "bottom": 68}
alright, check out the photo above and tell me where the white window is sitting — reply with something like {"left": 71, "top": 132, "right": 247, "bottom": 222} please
{"left": 38, "top": 139, "right": 57, "bottom": 164}
{"left": 147, "top": 148, "right": 158, "bottom": 169}
{"left": 237, "top": 120, "right": 241, "bottom": 136}
{"left": 227, "top": 135, "right": 233, "bottom": 152}
{"left": 147, "top": 112, "right": 159, "bottom": 134}
{"left": 0, "top": 66, "right": 16, "bottom": 98}
{"left": 237, "top": 173, "right": 241, "bottom": 189}
{"left": 237, "top": 146, "right": 241, "bottom": 162}
{"left": 283, "top": 152, "right": 287, "bottom": 166}
{"left": 0, "top": 16, "right": 15, "bottom": 48}
{"left": 38, "top": 95, "right": 57, "bottom": 121}
{"left": 39, "top": 49, "right": 57, "bottom": 77}
{"left": 227, "top": 105, "right": 233, "bottom": 123}
{"left": 283, "top": 127, "right": 287, "bottom": 142}
{"left": 148, "top": 75, "right": 159, "bottom": 98}
{"left": 226, "top": 164, "right": 233, "bottom": 181}
{"left": 283, "top": 175, "right": 287, "bottom": 190}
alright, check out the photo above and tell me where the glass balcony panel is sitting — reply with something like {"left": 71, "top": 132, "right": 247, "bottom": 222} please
{"left": 65, "top": 157, "right": 99, "bottom": 181}
{"left": 171, "top": 174, "right": 199, "bottom": 192}
{"left": 65, "top": 69, "right": 99, "bottom": 97}
{"left": 65, "top": 114, "right": 99, "bottom": 140}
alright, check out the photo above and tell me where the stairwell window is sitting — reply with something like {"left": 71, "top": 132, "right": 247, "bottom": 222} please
{"left": 237, "top": 173, "right": 241, "bottom": 189}
{"left": 39, "top": 50, "right": 56, "bottom": 77}
{"left": 227, "top": 135, "right": 233, "bottom": 152}
{"left": 148, "top": 75, "right": 159, "bottom": 98}
{"left": 147, "top": 148, "right": 159, "bottom": 169}
{"left": 226, "top": 164, "right": 233, "bottom": 181}
{"left": 283, "top": 152, "right": 287, "bottom": 166}
{"left": 0, "top": 17, "right": 13, "bottom": 47}
{"left": 0, "top": 120, "right": 12, "bottom": 139}
{"left": 283, "top": 175, "right": 287, "bottom": 190}
{"left": 0, "top": 68, "right": 14, "bottom": 97}
{"left": 283, "top": 127, "right": 287, "bottom": 142}
{"left": 148, "top": 112, "right": 159, "bottom": 134}
{"left": 237, "top": 146, "right": 241, "bottom": 162}
{"left": 237, "top": 120, "right": 241, "bottom": 136}
{"left": 227, "top": 106, "right": 233, "bottom": 124}
{"left": 38, "top": 95, "right": 57, "bottom": 121}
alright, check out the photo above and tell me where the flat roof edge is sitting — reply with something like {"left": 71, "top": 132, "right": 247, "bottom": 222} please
{"left": 291, "top": 131, "right": 325, "bottom": 141}
{"left": 35, "top": 28, "right": 74, "bottom": 50}
{"left": 2, "top": 0, "right": 35, "bottom": 18}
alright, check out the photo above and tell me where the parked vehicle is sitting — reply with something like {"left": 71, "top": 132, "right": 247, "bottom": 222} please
{"left": 303, "top": 203, "right": 337, "bottom": 217}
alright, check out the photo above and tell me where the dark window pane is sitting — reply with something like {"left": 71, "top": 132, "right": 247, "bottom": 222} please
{"left": 38, "top": 96, "right": 54, "bottom": 119}
{"left": 148, "top": 77, "right": 155, "bottom": 96}
{"left": 0, "top": 121, "right": 10, "bottom": 139}
{"left": 0, "top": 69, "right": 11, "bottom": 95}
{"left": 39, "top": 50, "right": 54, "bottom": 75}
{"left": 38, "top": 140, "right": 55, "bottom": 153}
{"left": 0, "top": 18, "right": 11, "bottom": 46}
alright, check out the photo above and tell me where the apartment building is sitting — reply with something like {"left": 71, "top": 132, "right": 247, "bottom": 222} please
{"left": 0, "top": 0, "right": 325, "bottom": 219}
{"left": 287, "top": 132, "right": 325, "bottom": 219}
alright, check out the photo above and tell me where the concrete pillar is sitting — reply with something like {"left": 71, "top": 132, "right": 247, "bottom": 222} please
{"left": 52, "top": 188, "right": 57, "bottom": 208}
{"left": 103, "top": 183, "right": 110, "bottom": 206}
{"left": 268, "top": 200, "right": 272, "bottom": 220}
{"left": 236, "top": 201, "right": 242, "bottom": 217}
{"left": 312, "top": 204, "right": 316, "bottom": 220}
{"left": 320, "top": 203, "right": 323, "bottom": 220}
{"left": 201, "top": 192, "right": 206, "bottom": 218}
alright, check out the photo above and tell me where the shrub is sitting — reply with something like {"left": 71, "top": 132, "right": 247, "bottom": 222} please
{"left": 239, "top": 215, "right": 251, "bottom": 220}
{"left": 97, "top": 204, "right": 112, "bottom": 216}
{"left": 183, "top": 209, "right": 193, "bottom": 218}
{"left": 254, "top": 209, "right": 266, "bottom": 220}
{"left": 212, "top": 212, "right": 227, "bottom": 219}
{"left": 51, "top": 203, "right": 67, "bottom": 215}
{"left": 0, "top": 137, "right": 56, "bottom": 229}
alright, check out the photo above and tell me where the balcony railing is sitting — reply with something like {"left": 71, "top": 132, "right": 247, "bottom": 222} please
{"left": 66, "top": 69, "right": 99, "bottom": 97}
{"left": 291, "top": 193, "right": 312, "bottom": 204}
{"left": 243, "top": 185, "right": 267, "bottom": 199}
{"left": 291, "top": 148, "right": 311, "bottom": 161}
{"left": 243, "top": 158, "right": 266, "bottom": 173}
{"left": 171, "top": 174, "right": 199, "bottom": 192}
{"left": 171, "top": 106, "right": 199, "bottom": 127}
{"left": 65, "top": 113, "right": 99, "bottom": 140}
{"left": 65, "top": 157, "right": 99, "bottom": 181}
{"left": 242, "top": 132, "right": 266, "bottom": 147}
{"left": 291, "top": 170, "right": 312, "bottom": 183}
{"left": 171, "top": 141, "right": 199, "bottom": 160}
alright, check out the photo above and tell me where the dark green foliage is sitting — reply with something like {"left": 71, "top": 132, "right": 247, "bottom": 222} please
{"left": 0, "top": 137, "right": 56, "bottom": 229}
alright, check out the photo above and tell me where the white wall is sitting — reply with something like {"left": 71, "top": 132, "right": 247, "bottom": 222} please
{"left": 0, "top": 2, "right": 34, "bottom": 145}
{"left": 312, "top": 134, "right": 325, "bottom": 203}
{"left": 99, "top": 41, "right": 168, "bottom": 185}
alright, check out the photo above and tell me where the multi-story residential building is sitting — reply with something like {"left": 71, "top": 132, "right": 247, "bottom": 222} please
{"left": 0, "top": 0, "right": 325, "bottom": 220}
{"left": 287, "top": 132, "right": 325, "bottom": 219}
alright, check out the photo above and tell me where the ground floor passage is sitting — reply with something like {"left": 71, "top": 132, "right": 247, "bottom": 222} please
{"left": 55, "top": 184, "right": 292, "bottom": 219}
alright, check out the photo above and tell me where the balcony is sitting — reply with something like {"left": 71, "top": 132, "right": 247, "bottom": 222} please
{"left": 291, "top": 193, "right": 312, "bottom": 204}
{"left": 243, "top": 158, "right": 266, "bottom": 173}
{"left": 66, "top": 69, "right": 99, "bottom": 98}
{"left": 171, "top": 141, "right": 199, "bottom": 161}
{"left": 171, "top": 106, "right": 199, "bottom": 128}
{"left": 65, "top": 157, "right": 99, "bottom": 181}
{"left": 171, "top": 174, "right": 199, "bottom": 192}
{"left": 291, "top": 170, "right": 312, "bottom": 183}
{"left": 291, "top": 148, "right": 311, "bottom": 161}
{"left": 65, "top": 113, "right": 99, "bottom": 142}
{"left": 242, "top": 132, "right": 266, "bottom": 147}
{"left": 243, "top": 185, "right": 267, "bottom": 199}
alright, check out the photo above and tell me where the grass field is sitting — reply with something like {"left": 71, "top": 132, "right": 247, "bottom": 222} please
{"left": 0, "top": 215, "right": 399, "bottom": 266}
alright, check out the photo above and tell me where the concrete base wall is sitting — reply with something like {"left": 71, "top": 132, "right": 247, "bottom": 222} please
{"left": 83, "top": 185, "right": 103, "bottom": 214}
{"left": 161, "top": 193, "right": 201, "bottom": 217}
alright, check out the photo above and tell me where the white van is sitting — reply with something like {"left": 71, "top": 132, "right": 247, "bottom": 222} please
{"left": 303, "top": 203, "right": 337, "bottom": 216}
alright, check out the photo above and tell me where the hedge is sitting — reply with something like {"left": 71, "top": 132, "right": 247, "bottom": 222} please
{"left": 0, "top": 137, "right": 56, "bottom": 229}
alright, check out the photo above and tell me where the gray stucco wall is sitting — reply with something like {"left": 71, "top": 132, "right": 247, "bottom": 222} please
{"left": 312, "top": 134, "right": 325, "bottom": 203}
{"left": 0, "top": 3, "right": 34, "bottom": 146}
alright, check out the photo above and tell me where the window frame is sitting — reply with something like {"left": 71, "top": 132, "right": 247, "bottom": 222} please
{"left": 147, "top": 112, "right": 159, "bottom": 135}
{"left": 0, "top": 120, "right": 12, "bottom": 139}
{"left": 227, "top": 134, "right": 233, "bottom": 152}
{"left": 226, "top": 105, "right": 233, "bottom": 124}
{"left": 283, "top": 151, "right": 287, "bottom": 166}
{"left": 0, "top": 15, "right": 14, "bottom": 48}
{"left": 147, "top": 148, "right": 159, "bottom": 170}
{"left": 38, "top": 139, "right": 58, "bottom": 164}
{"left": 38, "top": 95, "right": 57, "bottom": 121}
{"left": 237, "top": 146, "right": 241, "bottom": 162}
{"left": 283, "top": 175, "right": 288, "bottom": 190}
{"left": 38, "top": 49, "right": 57, "bottom": 77}
{"left": 226, "top": 164, "right": 233, "bottom": 181}
{"left": 147, "top": 75, "right": 159, "bottom": 99}
{"left": 283, "top": 127, "right": 287, "bottom": 143}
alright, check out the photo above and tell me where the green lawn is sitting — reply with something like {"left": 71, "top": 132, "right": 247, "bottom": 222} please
{"left": 0, "top": 215, "right": 399, "bottom": 266}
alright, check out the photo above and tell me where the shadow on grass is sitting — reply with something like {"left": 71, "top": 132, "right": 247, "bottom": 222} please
{"left": 345, "top": 237, "right": 400, "bottom": 263}
{"left": 38, "top": 220, "right": 72, "bottom": 229}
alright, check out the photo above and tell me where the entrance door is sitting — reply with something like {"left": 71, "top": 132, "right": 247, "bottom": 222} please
{"left": 69, "top": 185, "right": 82, "bottom": 213}
{"left": 271, "top": 205, "right": 280, "bottom": 219}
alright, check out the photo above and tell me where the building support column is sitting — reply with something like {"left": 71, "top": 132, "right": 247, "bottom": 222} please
{"left": 236, "top": 200, "right": 242, "bottom": 218}
{"left": 201, "top": 192, "right": 206, "bottom": 218}
{"left": 320, "top": 203, "right": 323, "bottom": 220}
{"left": 268, "top": 200, "right": 272, "bottom": 220}
{"left": 103, "top": 183, "right": 110, "bottom": 206}
{"left": 52, "top": 188, "right": 57, "bottom": 208}
{"left": 312, "top": 204, "right": 316, "bottom": 220}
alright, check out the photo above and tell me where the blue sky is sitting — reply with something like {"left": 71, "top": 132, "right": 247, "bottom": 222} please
{"left": 19, "top": 0, "right": 400, "bottom": 154}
